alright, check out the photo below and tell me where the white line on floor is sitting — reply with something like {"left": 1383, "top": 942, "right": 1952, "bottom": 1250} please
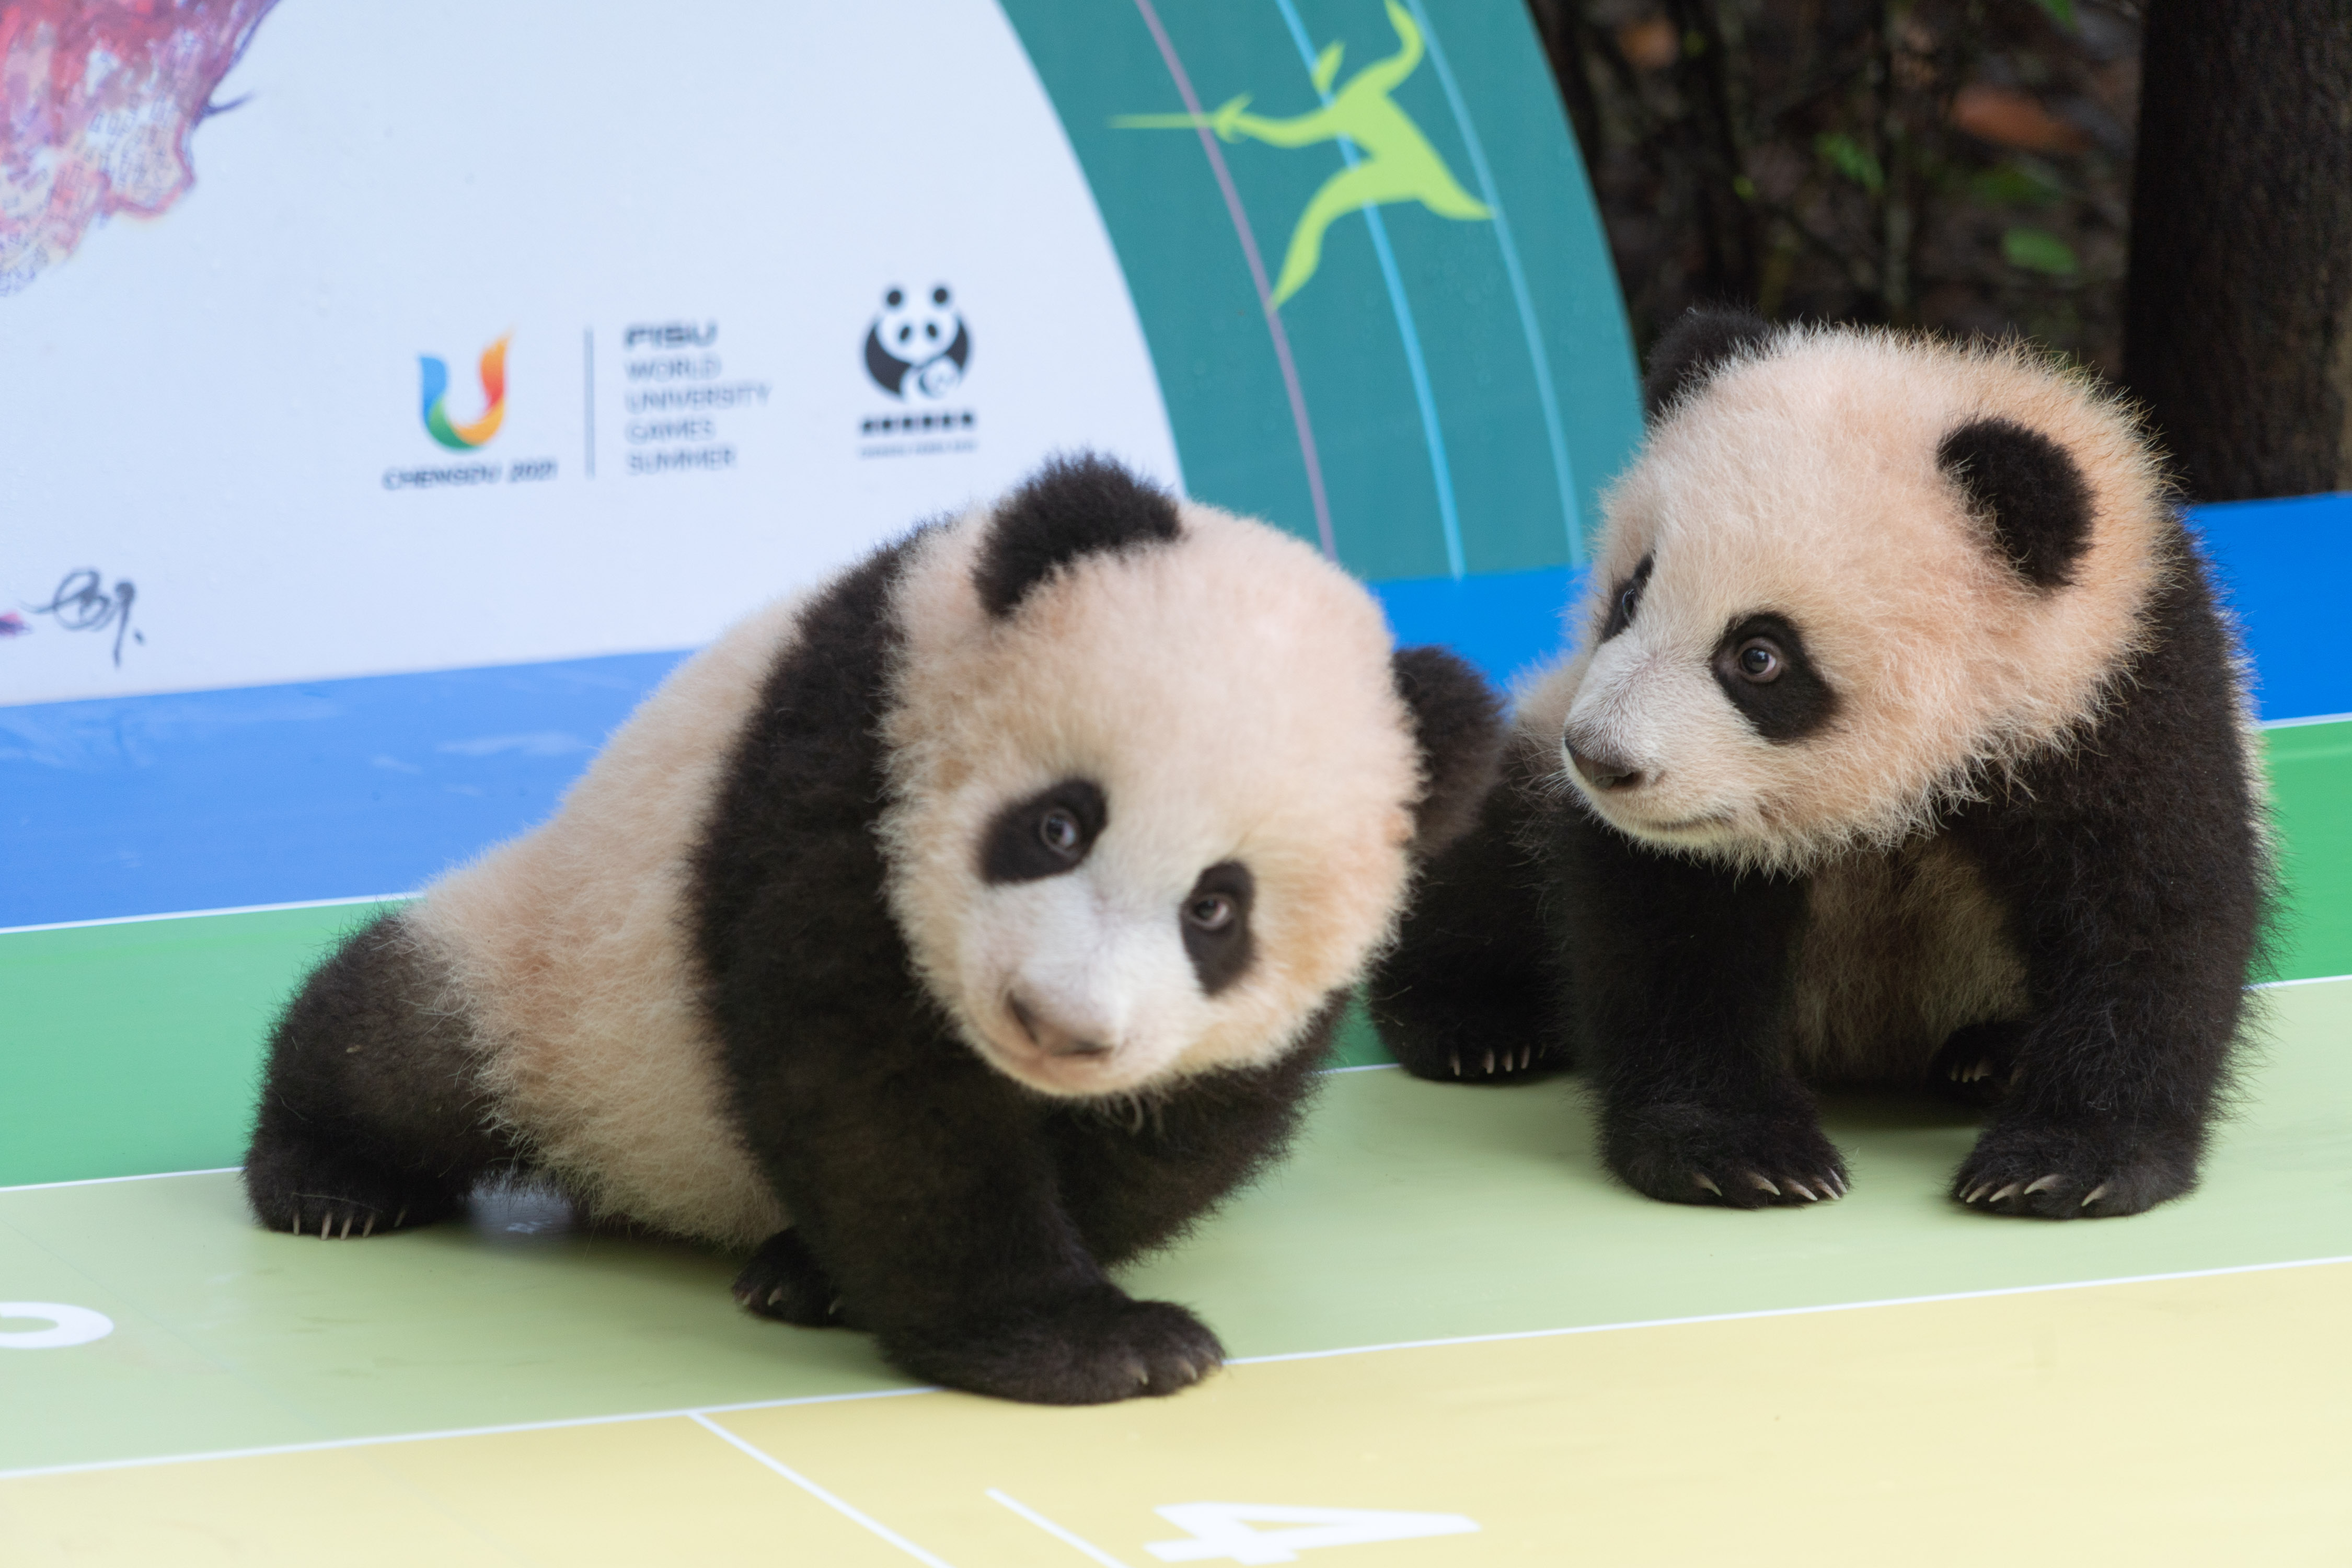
{"left": 0, "top": 1385, "right": 938, "bottom": 1483}
{"left": 1225, "top": 1252, "right": 2352, "bottom": 1368}
{"left": 690, "top": 1412, "right": 960, "bottom": 1567}
{"left": 0, "top": 893, "right": 412, "bottom": 938}
{"left": 0, "top": 1168, "right": 240, "bottom": 1195}
{"left": 5, "top": 1253, "right": 2348, "bottom": 1485}
{"left": 989, "top": 1488, "right": 1138, "bottom": 1568}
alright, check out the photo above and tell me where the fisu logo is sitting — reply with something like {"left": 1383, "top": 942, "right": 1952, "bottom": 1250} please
{"left": 419, "top": 335, "right": 510, "bottom": 450}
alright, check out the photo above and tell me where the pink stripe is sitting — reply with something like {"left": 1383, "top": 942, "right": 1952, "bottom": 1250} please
{"left": 1128, "top": 0, "right": 1335, "bottom": 559}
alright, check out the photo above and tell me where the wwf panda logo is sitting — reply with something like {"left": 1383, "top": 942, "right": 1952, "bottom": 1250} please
{"left": 863, "top": 284, "right": 971, "bottom": 399}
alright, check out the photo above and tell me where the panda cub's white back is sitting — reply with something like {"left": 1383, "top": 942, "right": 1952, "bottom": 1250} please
{"left": 411, "top": 492, "right": 1421, "bottom": 1247}
{"left": 245, "top": 453, "right": 1505, "bottom": 1404}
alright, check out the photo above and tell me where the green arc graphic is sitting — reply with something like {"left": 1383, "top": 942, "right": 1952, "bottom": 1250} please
{"left": 1003, "top": 0, "right": 1643, "bottom": 584}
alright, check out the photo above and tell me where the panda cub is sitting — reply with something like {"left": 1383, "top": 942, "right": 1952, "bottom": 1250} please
{"left": 246, "top": 455, "right": 1501, "bottom": 1404}
{"left": 1374, "top": 310, "right": 2266, "bottom": 1219}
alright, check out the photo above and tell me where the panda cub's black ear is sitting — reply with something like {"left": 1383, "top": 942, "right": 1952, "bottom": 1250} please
{"left": 1642, "top": 306, "right": 1775, "bottom": 419}
{"left": 974, "top": 453, "right": 1183, "bottom": 618}
{"left": 1936, "top": 417, "right": 2094, "bottom": 589}
{"left": 1390, "top": 645, "right": 1506, "bottom": 857}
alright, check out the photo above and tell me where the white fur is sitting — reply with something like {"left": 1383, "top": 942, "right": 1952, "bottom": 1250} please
{"left": 400, "top": 490, "right": 1426, "bottom": 1243}
{"left": 880, "top": 503, "right": 1422, "bottom": 1098}
{"left": 1541, "top": 327, "right": 2172, "bottom": 874}
{"left": 410, "top": 596, "right": 809, "bottom": 1247}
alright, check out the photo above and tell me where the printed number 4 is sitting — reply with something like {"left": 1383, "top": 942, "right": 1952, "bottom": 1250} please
{"left": 1145, "top": 1503, "right": 1479, "bottom": 1564}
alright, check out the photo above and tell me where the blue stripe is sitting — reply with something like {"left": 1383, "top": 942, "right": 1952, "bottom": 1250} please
{"left": 1269, "top": 0, "right": 1466, "bottom": 579}
{"left": 1401, "top": 0, "right": 1585, "bottom": 566}
{"left": 3, "top": 497, "right": 2341, "bottom": 930}
{"left": 0, "top": 651, "right": 689, "bottom": 929}
{"left": 1372, "top": 564, "right": 1583, "bottom": 690}
{"left": 2190, "top": 491, "right": 2352, "bottom": 725}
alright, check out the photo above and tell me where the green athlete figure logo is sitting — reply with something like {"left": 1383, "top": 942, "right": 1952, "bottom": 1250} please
{"left": 1115, "top": 1, "right": 1491, "bottom": 307}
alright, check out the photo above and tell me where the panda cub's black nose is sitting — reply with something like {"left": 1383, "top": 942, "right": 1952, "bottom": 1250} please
{"left": 1566, "top": 734, "right": 1643, "bottom": 792}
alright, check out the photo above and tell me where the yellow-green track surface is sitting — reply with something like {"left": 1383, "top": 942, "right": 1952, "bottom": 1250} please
{"left": 5, "top": 721, "right": 2350, "bottom": 1565}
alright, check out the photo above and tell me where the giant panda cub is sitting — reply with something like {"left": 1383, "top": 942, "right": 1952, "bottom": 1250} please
{"left": 245, "top": 455, "right": 1501, "bottom": 1404}
{"left": 1373, "top": 310, "right": 2266, "bottom": 1219}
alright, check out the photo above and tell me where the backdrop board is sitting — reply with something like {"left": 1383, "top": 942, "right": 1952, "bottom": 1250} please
{"left": 0, "top": 0, "right": 1643, "bottom": 928}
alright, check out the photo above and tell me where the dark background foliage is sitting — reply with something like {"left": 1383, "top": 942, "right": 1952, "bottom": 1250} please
{"left": 1528, "top": 0, "right": 2141, "bottom": 372}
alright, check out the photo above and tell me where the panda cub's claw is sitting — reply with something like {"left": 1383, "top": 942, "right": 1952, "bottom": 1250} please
{"left": 1951, "top": 1122, "right": 2200, "bottom": 1218}
{"left": 1609, "top": 1104, "right": 1849, "bottom": 1210}
{"left": 1928, "top": 1022, "right": 2027, "bottom": 1108}
{"left": 1428, "top": 1039, "right": 1559, "bottom": 1086}
{"left": 245, "top": 1135, "right": 460, "bottom": 1241}
{"left": 733, "top": 1229, "right": 850, "bottom": 1329}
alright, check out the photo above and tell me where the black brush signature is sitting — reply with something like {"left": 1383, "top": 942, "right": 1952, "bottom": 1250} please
{"left": 24, "top": 569, "right": 143, "bottom": 667}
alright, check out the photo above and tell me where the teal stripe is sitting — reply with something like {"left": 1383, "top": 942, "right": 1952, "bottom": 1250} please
{"left": 1269, "top": 0, "right": 1466, "bottom": 579}
{"left": 1401, "top": 0, "right": 1585, "bottom": 566}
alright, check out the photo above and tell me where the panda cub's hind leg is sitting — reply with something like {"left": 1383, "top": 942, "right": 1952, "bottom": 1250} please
{"left": 1927, "top": 1020, "right": 2026, "bottom": 1109}
{"left": 244, "top": 913, "right": 518, "bottom": 1239}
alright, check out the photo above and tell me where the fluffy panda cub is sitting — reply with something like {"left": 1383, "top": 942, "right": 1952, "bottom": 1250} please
{"left": 1374, "top": 310, "right": 2266, "bottom": 1219}
{"left": 245, "top": 456, "right": 1501, "bottom": 1404}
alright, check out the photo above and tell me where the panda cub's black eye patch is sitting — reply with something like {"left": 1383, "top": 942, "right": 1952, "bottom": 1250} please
{"left": 1711, "top": 613, "right": 1837, "bottom": 742}
{"left": 980, "top": 779, "right": 1107, "bottom": 883}
{"left": 1182, "top": 861, "right": 1255, "bottom": 995}
{"left": 1599, "top": 554, "right": 1655, "bottom": 642}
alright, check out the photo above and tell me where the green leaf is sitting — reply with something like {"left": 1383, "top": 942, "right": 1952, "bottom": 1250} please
{"left": 1814, "top": 132, "right": 1885, "bottom": 195}
{"left": 1968, "top": 162, "right": 2064, "bottom": 208}
{"left": 2031, "top": 0, "right": 2078, "bottom": 30}
{"left": 2002, "top": 225, "right": 2079, "bottom": 275}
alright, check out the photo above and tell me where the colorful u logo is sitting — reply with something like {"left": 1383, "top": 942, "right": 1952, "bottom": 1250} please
{"left": 419, "top": 335, "right": 510, "bottom": 450}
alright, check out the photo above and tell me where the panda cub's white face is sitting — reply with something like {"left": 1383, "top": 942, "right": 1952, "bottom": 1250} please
{"left": 879, "top": 502, "right": 1423, "bottom": 1099}
{"left": 1544, "top": 328, "right": 2169, "bottom": 873}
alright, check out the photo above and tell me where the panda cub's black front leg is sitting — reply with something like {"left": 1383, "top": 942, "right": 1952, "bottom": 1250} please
{"left": 1562, "top": 814, "right": 1848, "bottom": 1207}
{"left": 1369, "top": 742, "right": 1571, "bottom": 1085}
{"left": 741, "top": 1050, "right": 1223, "bottom": 1405}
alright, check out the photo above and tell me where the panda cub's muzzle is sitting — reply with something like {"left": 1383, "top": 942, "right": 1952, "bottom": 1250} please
{"left": 1564, "top": 731, "right": 1643, "bottom": 793}
{"left": 1006, "top": 990, "right": 1113, "bottom": 1062}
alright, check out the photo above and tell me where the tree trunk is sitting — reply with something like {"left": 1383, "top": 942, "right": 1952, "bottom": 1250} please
{"left": 2123, "top": 0, "right": 2352, "bottom": 501}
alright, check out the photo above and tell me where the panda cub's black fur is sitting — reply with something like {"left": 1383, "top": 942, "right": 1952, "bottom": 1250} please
{"left": 1373, "top": 310, "right": 2268, "bottom": 1219}
{"left": 246, "top": 455, "right": 1502, "bottom": 1404}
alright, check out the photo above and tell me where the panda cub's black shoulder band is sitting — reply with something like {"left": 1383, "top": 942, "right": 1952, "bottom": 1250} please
{"left": 973, "top": 453, "right": 1183, "bottom": 618}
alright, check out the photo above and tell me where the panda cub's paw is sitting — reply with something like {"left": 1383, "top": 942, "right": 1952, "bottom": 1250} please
{"left": 1953, "top": 1122, "right": 2200, "bottom": 1219}
{"left": 242, "top": 1137, "right": 462, "bottom": 1240}
{"left": 1927, "top": 1021, "right": 2026, "bottom": 1108}
{"left": 1604, "top": 1103, "right": 1850, "bottom": 1209}
{"left": 1392, "top": 1033, "right": 1568, "bottom": 1086}
{"left": 733, "top": 1229, "right": 850, "bottom": 1328}
{"left": 884, "top": 1288, "right": 1225, "bottom": 1406}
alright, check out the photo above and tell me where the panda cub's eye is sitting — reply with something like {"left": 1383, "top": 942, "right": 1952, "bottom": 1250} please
{"left": 1734, "top": 639, "right": 1783, "bottom": 683}
{"left": 1039, "top": 808, "right": 1082, "bottom": 855}
{"left": 1185, "top": 893, "right": 1235, "bottom": 931}
{"left": 980, "top": 779, "right": 1107, "bottom": 884}
{"left": 1599, "top": 553, "right": 1656, "bottom": 642}
{"left": 1181, "top": 861, "right": 1255, "bottom": 995}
